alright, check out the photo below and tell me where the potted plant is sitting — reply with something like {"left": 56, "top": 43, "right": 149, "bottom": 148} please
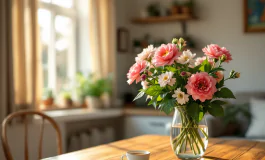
{"left": 60, "top": 91, "right": 73, "bottom": 107}
{"left": 41, "top": 88, "right": 54, "bottom": 108}
{"left": 171, "top": 0, "right": 181, "bottom": 15}
{"left": 76, "top": 73, "right": 112, "bottom": 109}
{"left": 180, "top": 0, "right": 194, "bottom": 15}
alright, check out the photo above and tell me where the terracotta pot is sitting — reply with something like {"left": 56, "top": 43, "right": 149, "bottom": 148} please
{"left": 171, "top": 6, "right": 180, "bottom": 15}
{"left": 42, "top": 98, "right": 54, "bottom": 106}
{"left": 62, "top": 98, "right": 73, "bottom": 107}
{"left": 181, "top": 6, "right": 192, "bottom": 14}
{"left": 85, "top": 96, "right": 102, "bottom": 109}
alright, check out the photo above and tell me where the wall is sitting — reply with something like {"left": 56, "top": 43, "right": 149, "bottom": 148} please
{"left": 77, "top": 0, "right": 90, "bottom": 73}
{"left": 115, "top": 0, "right": 265, "bottom": 99}
{"left": 0, "top": 123, "right": 60, "bottom": 160}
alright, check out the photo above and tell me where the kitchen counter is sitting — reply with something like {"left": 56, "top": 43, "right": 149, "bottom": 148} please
{"left": 123, "top": 108, "right": 174, "bottom": 116}
{"left": 40, "top": 107, "right": 173, "bottom": 122}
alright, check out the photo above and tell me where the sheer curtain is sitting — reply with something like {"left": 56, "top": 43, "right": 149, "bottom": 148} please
{"left": 0, "top": 0, "right": 15, "bottom": 122}
{"left": 12, "top": 0, "right": 42, "bottom": 110}
{"left": 88, "top": 0, "right": 117, "bottom": 102}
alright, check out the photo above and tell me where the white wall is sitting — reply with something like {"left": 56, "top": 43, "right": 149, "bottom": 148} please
{"left": 116, "top": 0, "right": 265, "bottom": 97}
{"left": 77, "top": 0, "right": 90, "bottom": 73}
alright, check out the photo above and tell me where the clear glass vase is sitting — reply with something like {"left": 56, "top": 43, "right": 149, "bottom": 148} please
{"left": 170, "top": 107, "right": 208, "bottom": 159}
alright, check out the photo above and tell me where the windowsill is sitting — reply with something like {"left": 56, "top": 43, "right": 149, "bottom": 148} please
{"left": 37, "top": 108, "right": 123, "bottom": 122}
{"left": 39, "top": 103, "right": 85, "bottom": 111}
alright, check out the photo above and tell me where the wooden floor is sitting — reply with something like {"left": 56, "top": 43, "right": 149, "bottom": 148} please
{"left": 43, "top": 135, "right": 265, "bottom": 160}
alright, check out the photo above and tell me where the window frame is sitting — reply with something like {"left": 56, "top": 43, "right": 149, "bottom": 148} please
{"left": 38, "top": 0, "right": 77, "bottom": 94}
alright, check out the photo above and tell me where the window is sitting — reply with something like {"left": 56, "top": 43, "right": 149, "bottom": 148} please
{"left": 38, "top": 0, "right": 76, "bottom": 95}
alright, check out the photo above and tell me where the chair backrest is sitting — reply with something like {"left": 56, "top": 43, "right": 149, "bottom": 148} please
{"left": 1, "top": 110, "right": 62, "bottom": 160}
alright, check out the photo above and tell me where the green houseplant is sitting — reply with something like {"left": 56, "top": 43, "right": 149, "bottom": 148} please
{"left": 76, "top": 72, "right": 112, "bottom": 109}
{"left": 60, "top": 91, "right": 73, "bottom": 107}
{"left": 41, "top": 88, "right": 54, "bottom": 108}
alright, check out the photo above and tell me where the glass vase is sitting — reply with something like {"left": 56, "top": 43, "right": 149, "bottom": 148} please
{"left": 170, "top": 107, "right": 208, "bottom": 159}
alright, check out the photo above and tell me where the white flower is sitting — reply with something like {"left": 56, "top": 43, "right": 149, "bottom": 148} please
{"left": 135, "top": 45, "right": 156, "bottom": 62}
{"left": 177, "top": 50, "right": 196, "bottom": 65}
{"left": 141, "top": 81, "right": 149, "bottom": 89}
{"left": 146, "top": 95, "right": 152, "bottom": 101}
{"left": 172, "top": 88, "right": 189, "bottom": 105}
{"left": 158, "top": 72, "right": 176, "bottom": 87}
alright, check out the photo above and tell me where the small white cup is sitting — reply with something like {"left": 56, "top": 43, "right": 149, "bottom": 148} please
{"left": 121, "top": 150, "right": 150, "bottom": 160}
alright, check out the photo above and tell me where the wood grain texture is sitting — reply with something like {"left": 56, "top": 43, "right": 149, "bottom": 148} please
{"left": 131, "top": 15, "right": 197, "bottom": 24}
{"left": 42, "top": 135, "right": 265, "bottom": 160}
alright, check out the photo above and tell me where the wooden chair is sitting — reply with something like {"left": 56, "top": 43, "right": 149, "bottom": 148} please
{"left": 1, "top": 110, "right": 63, "bottom": 160}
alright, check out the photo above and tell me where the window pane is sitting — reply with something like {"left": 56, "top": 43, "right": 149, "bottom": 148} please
{"left": 52, "top": 0, "right": 73, "bottom": 8}
{"left": 40, "top": 0, "right": 51, "bottom": 3}
{"left": 55, "top": 15, "right": 73, "bottom": 93}
{"left": 38, "top": 9, "right": 51, "bottom": 88}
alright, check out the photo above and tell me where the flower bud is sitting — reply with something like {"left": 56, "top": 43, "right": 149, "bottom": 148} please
{"left": 214, "top": 58, "right": 218, "bottom": 63}
{"left": 180, "top": 71, "right": 186, "bottom": 76}
{"left": 229, "top": 70, "right": 235, "bottom": 77}
{"left": 220, "top": 54, "right": 227, "bottom": 62}
{"left": 172, "top": 38, "right": 178, "bottom": 44}
{"left": 141, "top": 74, "right": 147, "bottom": 81}
{"left": 235, "top": 72, "right": 240, "bottom": 78}
{"left": 179, "top": 38, "right": 185, "bottom": 44}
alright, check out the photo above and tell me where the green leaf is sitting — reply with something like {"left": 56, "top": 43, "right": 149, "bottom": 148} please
{"left": 209, "top": 67, "right": 225, "bottom": 73}
{"left": 160, "top": 98, "right": 176, "bottom": 115}
{"left": 160, "top": 93, "right": 168, "bottom": 99}
{"left": 149, "top": 68, "right": 155, "bottom": 73}
{"left": 166, "top": 66, "right": 177, "bottom": 72}
{"left": 189, "top": 65, "right": 201, "bottom": 73}
{"left": 199, "top": 59, "right": 211, "bottom": 72}
{"left": 187, "top": 102, "right": 200, "bottom": 122}
{"left": 145, "top": 85, "right": 163, "bottom": 96}
{"left": 215, "top": 87, "right": 236, "bottom": 99}
{"left": 148, "top": 95, "right": 158, "bottom": 107}
{"left": 216, "top": 78, "right": 224, "bottom": 88}
{"left": 211, "top": 100, "right": 227, "bottom": 106}
{"left": 208, "top": 103, "right": 224, "bottom": 117}
{"left": 133, "top": 91, "right": 145, "bottom": 101}
{"left": 210, "top": 73, "right": 218, "bottom": 78}
{"left": 157, "top": 95, "right": 163, "bottom": 101}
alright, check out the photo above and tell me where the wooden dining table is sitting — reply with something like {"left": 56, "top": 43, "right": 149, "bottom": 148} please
{"left": 43, "top": 135, "right": 265, "bottom": 160}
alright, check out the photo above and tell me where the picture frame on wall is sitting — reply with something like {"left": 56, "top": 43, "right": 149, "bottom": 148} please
{"left": 117, "top": 28, "right": 129, "bottom": 52}
{"left": 244, "top": 0, "right": 265, "bottom": 32}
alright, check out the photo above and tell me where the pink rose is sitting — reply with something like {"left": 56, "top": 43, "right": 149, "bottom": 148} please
{"left": 152, "top": 43, "right": 181, "bottom": 66}
{"left": 127, "top": 61, "right": 147, "bottom": 85}
{"left": 185, "top": 72, "right": 217, "bottom": 102}
{"left": 202, "top": 44, "right": 232, "bottom": 63}
{"left": 195, "top": 56, "right": 214, "bottom": 66}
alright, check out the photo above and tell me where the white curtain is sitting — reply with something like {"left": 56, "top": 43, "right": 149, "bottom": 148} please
{"left": 88, "top": 0, "right": 117, "bottom": 102}
{"left": 12, "top": 0, "right": 42, "bottom": 110}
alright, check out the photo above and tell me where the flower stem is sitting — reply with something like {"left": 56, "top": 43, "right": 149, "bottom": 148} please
{"left": 172, "top": 107, "right": 208, "bottom": 156}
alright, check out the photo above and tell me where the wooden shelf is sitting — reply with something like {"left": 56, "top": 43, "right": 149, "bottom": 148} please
{"left": 132, "top": 14, "right": 196, "bottom": 24}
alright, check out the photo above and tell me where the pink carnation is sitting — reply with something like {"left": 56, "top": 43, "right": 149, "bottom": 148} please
{"left": 152, "top": 43, "right": 181, "bottom": 66}
{"left": 202, "top": 44, "right": 232, "bottom": 63}
{"left": 185, "top": 72, "right": 217, "bottom": 102}
{"left": 127, "top": 61, "right": 147, "bottom": 85}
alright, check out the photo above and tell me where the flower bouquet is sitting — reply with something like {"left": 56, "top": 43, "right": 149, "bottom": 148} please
{"left": 127, "top": 38, "right": 240, "bottom": 159}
